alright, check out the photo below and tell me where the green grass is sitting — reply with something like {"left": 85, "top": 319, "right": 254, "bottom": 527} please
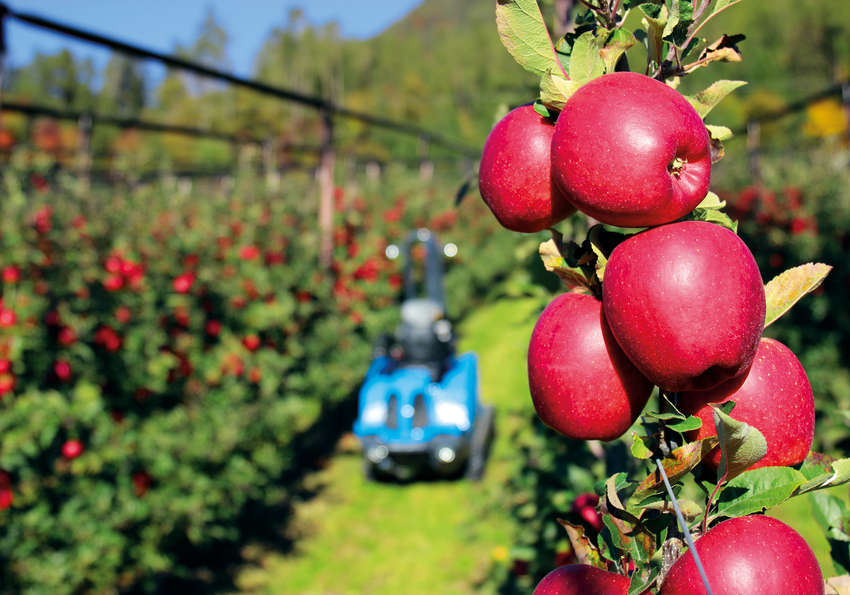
{"left": 235, "top": 297, "right": 541, "bottom": 594}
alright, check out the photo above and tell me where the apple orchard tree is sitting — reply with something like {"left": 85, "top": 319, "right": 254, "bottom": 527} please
{"left": 480, "top": 1, "right": 850, "bottom": 593}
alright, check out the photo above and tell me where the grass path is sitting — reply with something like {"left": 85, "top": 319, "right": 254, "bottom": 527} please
{"left": 235, "top": 298, "right": 541, "bottom": 594}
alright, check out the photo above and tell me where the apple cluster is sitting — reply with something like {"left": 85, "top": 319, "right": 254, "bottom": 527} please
{"left": 480, "top": 71, "right": 816, "bottom": 465}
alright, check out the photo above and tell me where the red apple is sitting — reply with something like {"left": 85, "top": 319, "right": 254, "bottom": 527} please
{"left": 660, "top": 516, "right": 823, "bottom": 595}
{"left": 602, "top": 221, "right": 765, "bottom": 392}
{"left": 62, "top": 439, "right": 84, "bottom": 460}
{"left": 528, "top": 293, "right": 653, "bottom": 441}
{"left": 479, "top": 104, "right": 575, "bottom": 233}
{"left": 551, "top": 72, "right": 711, "bottom": 227}
{"left": 572, "top": 493, "right": 603, "bottom": 532}
{"left": 534, "top": 564, "right": 628, "bottom": 595}
{"left": 53, "top": 359, "right": 72, "bottom": 382}
{"left": 679, "top": 338, "right": 814, "bottom": 472}
{"left": 242, "top": 334, "right": 260, "bottom": 352}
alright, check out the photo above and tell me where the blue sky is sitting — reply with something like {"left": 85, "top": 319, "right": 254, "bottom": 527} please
{"left": 4, "top": 1, "right": 424, "bottom": 78}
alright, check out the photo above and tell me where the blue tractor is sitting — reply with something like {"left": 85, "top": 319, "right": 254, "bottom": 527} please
{"left": 353, "top": 229, "right": 494, "bottom": 481}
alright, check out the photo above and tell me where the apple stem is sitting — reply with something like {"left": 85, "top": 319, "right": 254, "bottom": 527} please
{"left": 655, "top": 457, "right": 715, "bottom": 595}
{"left": 668, "top": 157, "right": 687, "bottom": 178}
{"left": 701, "top": 476, "right": 725, "bottom": 535}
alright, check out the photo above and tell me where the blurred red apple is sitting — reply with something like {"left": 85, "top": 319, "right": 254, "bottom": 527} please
{"left": 62, "top": 439, "right": 84, "bottom": 460}
{"left": 533, "top": 564, "right": 628, "bottom": 595}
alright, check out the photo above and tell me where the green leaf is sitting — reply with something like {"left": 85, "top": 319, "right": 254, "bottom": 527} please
{"left": 624, "top": 0, "right": 663, "bottom": 8}
{"left": 631, "top": 432, "right": 653, "bottom": 459}
{"left": 811, "top": 492, "right": 848, "bottom": 532}
{"left": 662, "top": 0, "right": 693, "bottom": 45}
{"left": 801, "top": 451, "right": 837, "bottom": 480}
{"left": 696, "top": 191, "right": 724, "bottom": 209}
{"left": 764, "top": 263, "right": 833, "bottom": 328}
{"left": 795, "top": 458, "right": 850, "bottom": 495}
{"left": 706, "top": 124, "right": 733, "bottom": 141}
{"left": 532, "top": 100, "right": 552, "bottom": 118}
{"left": 569, "top": 31, "right": 605, "bottom": 84}
{"left": 629, "top": 565, "right": 660, "bottom": 595}
{"left": 684, "top": 191, "right": 738, "bottom": 232}
{"left": 684, "top": 80, "right": 747, "bottom": 119}
{"left": 689, "top": 205, "right": 738, "bottom": 232}
{"left": 539, "top": 69, "right": 582, "bottom": 112}
{"left": 714, "top": 466, "right": 806, "bottom": 518}
{"left": 640, "top": 3, "right": 667, "bottom": 68}
{"left": 668, "top": 415, "right": 702, "bottom": 433}
{"left": 709, "top": 0, "right": 741, "bottom": 17}
{"left": 496, "top": 0, "right": 566, "bottom": 77}
{"left": 713, "top": 404, "right": 767, "bottom": 482}
{"left": 600, "top": 29, "right": 637, "bottom": 74}
{"left": 810, "top": 492, "right": 850, "bottom": 575}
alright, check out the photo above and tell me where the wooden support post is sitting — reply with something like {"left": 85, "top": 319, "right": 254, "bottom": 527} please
{"left": 418, "top": 139, "right": 432, "bottom": 182}
{"left": 554, "top": 0, "right": 575, "bottom": 38}
{"left": 842, "top": 83, "right": 850, "bottom": 148}
{"left": 318, "top": 110, "right": 335, "bottom": 269}
{"left": 366, "top": 160, "right": 381, "bottom": 183}
{"left": 77, "top": 113, "right": 92, "bottom": 192}
{"left": 263, "top": 138, "right": 280, "bottom": 191}
{"left": 746, "top": 120, "right": 761, "bottom": 188}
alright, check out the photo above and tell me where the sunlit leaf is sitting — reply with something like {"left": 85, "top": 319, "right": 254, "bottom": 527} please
{"left": 539, "top": 69, "right": 582, "bottom": 112}
{"left": 496, "top": 0, "right": 566, "bottom": 77}
{"left": 795, "top": 458, "right": 850, "bottom": 495}
{"left": 569, "top": 31, "right": 605, "bottom": 84}
{"left": 600, "top": 29, "right": 636, "bottom": 74}
{"left": 631, "top": 432, "right": 653, "bottom": 460}
{"left": 764, "top": 263, "right": 832, "bottom": 328}
{"left": 714, "top": 466, "right": 805, "bottom": 518}
{"left": 684, "top": 80, "right": 747, "bottom": 119}
{"left": 706, "top": 124, "right": 733, "bottom": 142}
{"left": 713, "top": 404, "right": 767, "bottom": 482}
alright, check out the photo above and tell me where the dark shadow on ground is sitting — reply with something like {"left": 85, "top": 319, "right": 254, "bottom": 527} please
{"left": 131, "top": 392, "right": 359, "bottom": 594}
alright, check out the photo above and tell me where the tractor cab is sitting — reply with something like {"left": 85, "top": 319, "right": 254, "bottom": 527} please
{"left": 353, "top": 229, "right": 494, "bottom": 481}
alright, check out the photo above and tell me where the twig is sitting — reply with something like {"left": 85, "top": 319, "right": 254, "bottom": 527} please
{"left": 701, "top": 478, "right": 724, "bottom": 535}
{"left": 610, "top": 0, "right": 622, "bottom": 24}
{"left": 655, "top": 458, "right": 714, "bottom": 595}
{"left": 682, "top": 0, "right": 743, "bottom": 53}
{"left": 577, "top": 0, "right": 603, "bottom": 12}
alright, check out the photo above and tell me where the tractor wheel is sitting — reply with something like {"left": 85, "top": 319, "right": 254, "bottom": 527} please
{"left": 466, "top": 404, "right": 495, "bottom": 481}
